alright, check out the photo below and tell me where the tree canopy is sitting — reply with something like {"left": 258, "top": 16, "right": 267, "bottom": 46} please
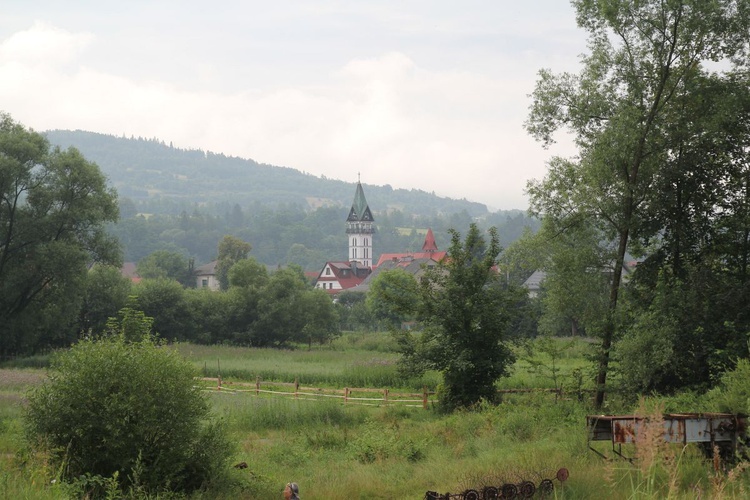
{"left": 0, "top": 113, "right": 120, "bottom": 355}
{"left": 525, "top": 0, "right": 750, "bottom": 405}
{"left": 398, "top": 224, "right": 519, "bottom": 411}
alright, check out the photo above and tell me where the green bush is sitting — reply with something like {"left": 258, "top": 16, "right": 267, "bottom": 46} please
{"left": 24, "top": 334, "right": 234, "bottom": 496}
{"left": 708, "top": 358, "right": 750, "bottom": 414}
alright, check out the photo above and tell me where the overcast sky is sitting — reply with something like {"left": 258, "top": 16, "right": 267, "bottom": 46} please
{"left": 1, "top": 1, "right": 587, "bottom": 211}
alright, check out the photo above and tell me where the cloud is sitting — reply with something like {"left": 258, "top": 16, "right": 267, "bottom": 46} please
{"left": 0, "top": 21, "right": 93, "bottom": 66}
{"left": 0, "top": 22, "right": 575, "bottom": 210}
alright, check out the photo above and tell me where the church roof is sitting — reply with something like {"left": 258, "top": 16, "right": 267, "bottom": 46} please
{"left": 346, "top": 182, "right": 374, "bottom": 222}
{"left": 422, "top": 228, "right": 438, "bottom": 252}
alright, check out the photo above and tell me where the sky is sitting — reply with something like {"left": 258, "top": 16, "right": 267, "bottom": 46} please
{"left": 0, "top": 1, "right": 588, "bottom": 211}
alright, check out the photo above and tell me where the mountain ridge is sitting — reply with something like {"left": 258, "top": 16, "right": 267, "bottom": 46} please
{"left": 45, "top": 130, "right": 506, "bottom": 218}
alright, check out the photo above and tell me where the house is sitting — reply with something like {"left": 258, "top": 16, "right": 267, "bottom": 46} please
{"left": 522, "top": 270, "right": 546, "bottom": 298}
{"left": 373, "top": 228, "right": 447, "bottom": 269}
{"left": 348, "top": 255, "right": 440, "bottom": 293}
{"left": 195, "top": 260, "right": 220, "bottom": 291}
{"left": 314, "top": 261, "right": 371, "bottom": 294}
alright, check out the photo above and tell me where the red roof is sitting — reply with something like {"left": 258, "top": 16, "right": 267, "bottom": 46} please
{"left": 375, "top": 228, "right": 446, "bottom": 268}
{"left": 374, "top": 251, "right": 447, "bottom": 269}
{"left": 422, "top": 228, "right": 438, "bottom": 252}
{"left": 315, "top": 261, "right": 371, "bottom": 294}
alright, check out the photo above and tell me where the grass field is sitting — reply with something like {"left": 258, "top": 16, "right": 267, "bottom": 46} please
{"left": 1, "top": 334, "right": 748, "bottom": 499}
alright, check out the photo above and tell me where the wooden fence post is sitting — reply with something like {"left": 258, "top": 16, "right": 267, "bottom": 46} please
{"left": 423, "top": 386, "right": 428, "bottom": 410}
{"left": 256, "top": 376, "right": 260, "bottom": 395}
{"left": 344, "top": 388, "right": 349, "bottom": 404}
{"left": 294, "top": 378, "right": 299, "bottom": 399}
{"left": 384, "top": 389, "right": 389, "bottom": 406}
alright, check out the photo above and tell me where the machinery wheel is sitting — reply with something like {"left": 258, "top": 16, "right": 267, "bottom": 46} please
{"left": 519, "top": 481, "right": 535, "bottom": 498}
{"left": 501, "top": 483, "right": 517, "bottom": 499}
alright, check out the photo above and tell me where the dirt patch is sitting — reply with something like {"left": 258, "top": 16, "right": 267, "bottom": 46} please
{"left": 0, "top": 369, "right": 46, "bottom": 390}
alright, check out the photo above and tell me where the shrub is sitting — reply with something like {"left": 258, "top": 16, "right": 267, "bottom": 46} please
{"left": 24, "top": 334, "right": 234, "bottom": 496}
{"left": 708, "top": 358, "right": 750, "bottom": 414}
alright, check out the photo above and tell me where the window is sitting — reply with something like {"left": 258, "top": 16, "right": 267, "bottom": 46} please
{"left": 202, "top": 278, "right": 208, "bottom": 288}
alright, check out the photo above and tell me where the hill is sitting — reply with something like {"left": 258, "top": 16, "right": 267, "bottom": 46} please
{"left": 45, "top": 130, "right": 495, "bottom": 218}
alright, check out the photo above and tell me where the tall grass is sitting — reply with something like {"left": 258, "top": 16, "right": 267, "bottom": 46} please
{"left": 3, "top": 339, "right": 750, "bottom": 498}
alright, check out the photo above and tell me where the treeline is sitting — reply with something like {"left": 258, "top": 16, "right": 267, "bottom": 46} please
{"left": 44, "top": 129, "right": 491, "bottom": 218}
{"left": 112, "top": 198, "right": 538, "bottom": 271}
{"left": 79, "top": 263, "right": 340, "bottom": 349}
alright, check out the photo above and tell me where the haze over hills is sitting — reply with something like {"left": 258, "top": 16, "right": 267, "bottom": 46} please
{"left": 45, "top": 130, "right": 510, "bottom": 218}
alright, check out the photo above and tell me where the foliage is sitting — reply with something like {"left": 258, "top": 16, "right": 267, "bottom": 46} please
{"left": 131, "top": 278, "right": 190, "bottom": 341}
{"left": 335, "top": 291, "right": 376, "bottom": 331}
{"left": 227, "top": 256, "right": 268, "bottom": 289}
{"left": 215, "top": 235, "right": 252, "bottom": 290}
{"left": 707, "top": 358, "right": 750, "bottom": 415}
{"left": 0, "top": 114, "right": 120, "bottom": 355}
{"left": 520, "top": 335, "right": 577, "bottom": 394}
{"left": 8, "top": 339, "right": 750, "bottom": 499}
{"left": 77, "top": 265, "right": 132, "bottom": 336}
{"left": 401, "top": 223, "right": 519, "bottom": 411}
{"left": 104, "top": 305, "right": 154, "bottom": 342}
{"left": 525, "top": 0, "right": 750, "bottom": 406}
{"left": 24, "top": 332, "right": 234, "bottom": 496}
{"left": 136, "top": 249, "right": 192, "bottom": 285}
{"left": 366, "top": 268, "right": 419, "bottom": 329}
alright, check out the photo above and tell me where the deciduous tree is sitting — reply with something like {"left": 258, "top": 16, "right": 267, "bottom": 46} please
{"left": 0, "top": 114, "right": 120, "bottom": 355}
{"left": 525, "top": 0, "right": 748, "bottom": 407}
{"left": 402, "top": 223, "right": 518, "bottom": 411}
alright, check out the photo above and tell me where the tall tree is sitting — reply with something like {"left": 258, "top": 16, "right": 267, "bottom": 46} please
{"left": 136, "top": 249, "right": 191, "bottom": 285}
{"left": 525, "top": 0, "right": 748, "bottom": 407}
{"left": 215, "top": 235, "right": 252, "bottom": 290}
{"left": 366, "top": 268, "right": 419, "bottom": 329}
{"left": 0, "top": 114, "right": 120, "bottom": 355}
{"left": 403, "top": 224, "right": 518, "bottom": 411}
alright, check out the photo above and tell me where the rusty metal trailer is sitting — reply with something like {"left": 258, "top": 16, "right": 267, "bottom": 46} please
{"left": 586, "top": 413, "right": 747, "bottom": 460}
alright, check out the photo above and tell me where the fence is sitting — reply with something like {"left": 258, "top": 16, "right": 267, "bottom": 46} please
{"left": 197, "top": 377, "right": 563, "bottom": 409}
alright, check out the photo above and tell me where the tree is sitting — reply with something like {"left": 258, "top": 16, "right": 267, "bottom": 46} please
{"left": 78, "top": 265, "right": 132, "bottom": 336}
{"left": 0, "top": 114, "right": 120, "bottom": 355}
{"left": 366, "top": 268, "right": 419, "bottom": 329}
{"left": 299, "top": 288, "right": 340, "bottom": 347}
{"left": 132, "top": 279, "right": 190, "bottom": 341}
{"left": 251, "top": 268, "right": 308, "bottom": 346}
{"left": 25, "top": 329, "right": 233, "bottom": 496}
{"left": 215, "top": 235, "right": 252, "bottom": 290}
{"left": 227, "top": 256, "right": 268, "bottom": 289}
{"left": 335, "top": 291, "right": 375, "bottom": 331}
{"left": 525, "top": 0, "right": 748, "bottom": 407}
{"left": 401, "top": 224, "right": 518, "bottom": 411}
{"left": 136, "top": 250, "right": 191, "bottom": 285}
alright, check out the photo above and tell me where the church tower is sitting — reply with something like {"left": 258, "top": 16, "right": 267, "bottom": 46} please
{"left": 346, "top": 180, "right": 375, "bottom": 268}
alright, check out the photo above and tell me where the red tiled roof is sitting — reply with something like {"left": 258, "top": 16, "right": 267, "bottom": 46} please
{"left": 315, "top": 261, "right": 371, "bottom": 294}
{"left": 422, "top": 228, "right": 438, "bottom": 252}
{"left": 374, "top": 251, "right": 447, "bottom": 269}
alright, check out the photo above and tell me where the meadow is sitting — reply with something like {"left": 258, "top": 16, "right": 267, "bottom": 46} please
{"left": 1, "top": 333, "right": 748, "bottom": 499}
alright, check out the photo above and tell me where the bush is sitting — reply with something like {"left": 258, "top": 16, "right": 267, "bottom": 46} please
{"left": 24, "top": 334, "right": 234, "bottom": 496}
{"left": 708, "top": 358, "right": 750, "bottom": 414}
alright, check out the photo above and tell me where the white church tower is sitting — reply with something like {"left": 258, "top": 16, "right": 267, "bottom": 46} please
{"left": 346, "top": 179, "right": 375, "bottom": 268}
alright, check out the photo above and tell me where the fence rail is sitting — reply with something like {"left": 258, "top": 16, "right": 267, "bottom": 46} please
{"left": 196, "top": 377, "right": 563, "bottom": 409}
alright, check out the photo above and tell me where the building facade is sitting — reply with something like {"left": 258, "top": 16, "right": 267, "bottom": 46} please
{"left": 346, "top": 181, "right": 375, "bottom": 268}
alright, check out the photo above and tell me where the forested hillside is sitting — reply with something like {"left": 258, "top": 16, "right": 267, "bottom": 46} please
{"left": 45, "top": 129, "right": 538, "bottom": 268}
{"left": 45, "top": 130, "right": 491, "bottom": 217}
